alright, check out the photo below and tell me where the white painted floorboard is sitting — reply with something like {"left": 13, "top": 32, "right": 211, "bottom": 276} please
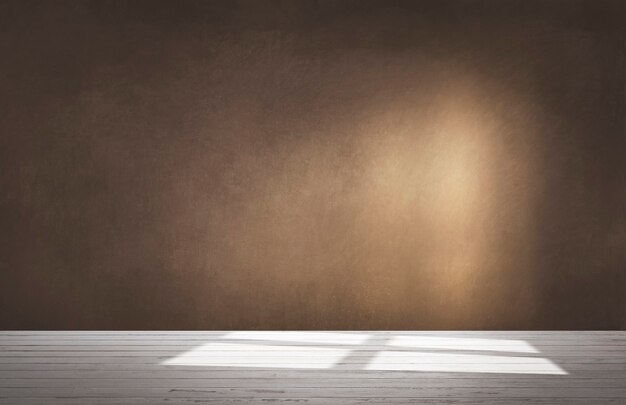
{"left": 1, "top": 331, "right": 625, "bottom": 404}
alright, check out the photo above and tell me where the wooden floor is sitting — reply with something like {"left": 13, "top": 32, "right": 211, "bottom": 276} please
{"left": 1, "top": 331, "right": 625, "bottom": 404}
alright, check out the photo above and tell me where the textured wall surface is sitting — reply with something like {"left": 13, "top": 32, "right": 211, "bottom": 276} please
{"left": 1, "top": 0, "right": 624, "bottom": 330}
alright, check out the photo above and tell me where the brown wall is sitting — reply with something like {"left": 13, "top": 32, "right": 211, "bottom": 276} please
{"left": 1, "top": 0, "right": 624, "bottom": 330}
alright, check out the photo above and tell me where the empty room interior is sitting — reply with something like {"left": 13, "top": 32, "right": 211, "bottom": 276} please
{"left": 1, "top": 0, "right": 625, "bottom": 404}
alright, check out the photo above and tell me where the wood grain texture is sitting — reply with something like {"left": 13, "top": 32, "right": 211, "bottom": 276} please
{"left": 1, "top": 331, "right": 625, "bottom": 404}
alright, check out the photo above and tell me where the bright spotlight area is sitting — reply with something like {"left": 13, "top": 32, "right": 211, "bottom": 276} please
{"left": 162, "top": 342, "right": 351, "bottom": 369}
{"left": 366, "top": 350, "right": 567, "bottom": 375}
{"left": 387, "top": 335, "right": 539, "bottom": 353}
{"left": 223, "top": 331, "right": 371, "bottom": 345}
{"left": 161, "top": 332, "right": 567, "bottom": 375}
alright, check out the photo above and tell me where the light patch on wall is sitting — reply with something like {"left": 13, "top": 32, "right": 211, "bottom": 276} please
{"left": 168, "top": 62, "right": 544, "bottom": 328}
{"left": 358, "top": 75, "right": 501, "bottom": 320}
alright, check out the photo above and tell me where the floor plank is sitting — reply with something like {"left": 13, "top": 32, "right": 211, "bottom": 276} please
{"left": 1, "top": 331, "right": 625, "bottom": 404}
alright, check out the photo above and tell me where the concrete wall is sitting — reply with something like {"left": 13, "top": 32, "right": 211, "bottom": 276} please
{"left": 1, "top": 0, "right": 624, "bottom": 329}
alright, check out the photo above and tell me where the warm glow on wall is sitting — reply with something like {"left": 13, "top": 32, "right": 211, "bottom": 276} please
{"left": 174, "top": 66, "right": 546, "bottom": 328}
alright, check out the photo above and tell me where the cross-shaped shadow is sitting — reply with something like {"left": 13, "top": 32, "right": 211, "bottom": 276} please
{"left": 162, "top": 332, "right": 568, "bottom": 375}
{"left": 331, "top": 333, "right": 391, "bottom": 370}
